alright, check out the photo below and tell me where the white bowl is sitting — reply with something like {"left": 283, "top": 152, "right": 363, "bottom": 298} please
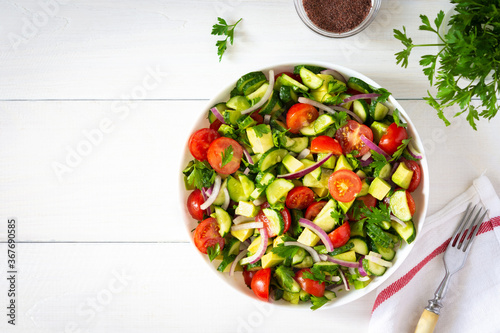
{"left": 179, "top": 61, "right": 429, "bottom": 309}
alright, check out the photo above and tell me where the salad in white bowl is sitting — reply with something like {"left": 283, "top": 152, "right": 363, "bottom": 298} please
{"left": 181, "top": 62, "right": 428, "bottom": 310}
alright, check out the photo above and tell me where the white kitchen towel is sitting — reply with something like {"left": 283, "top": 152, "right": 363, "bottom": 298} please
{"left": 369, "top": 175, "right": 500, "bottom": 333}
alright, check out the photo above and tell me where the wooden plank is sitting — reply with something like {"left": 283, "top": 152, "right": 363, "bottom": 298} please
{"left": 0, "top": 243, "right": 373, "bottom": 332}
{"left": 0, "top": 0, "right": 450, "bottom": 100}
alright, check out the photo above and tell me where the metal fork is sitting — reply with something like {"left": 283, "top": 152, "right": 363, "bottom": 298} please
{"left": 414, "top": 203, "right": 488, "bottom": 333}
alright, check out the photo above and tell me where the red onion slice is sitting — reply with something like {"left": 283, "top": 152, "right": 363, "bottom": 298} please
{"left": 360, "top": 135, "right": 391, "bottom": 160}
{"left": 210, "top": 107, "right": 226, "bottom": 124}
{"left": 361, "top": 152, "right": 372, "bottom": 161}
{"left": 252, "top": 197, "right": 267, "bottom": 206}
{"left": 364, "top": 253, "right": 393, "bottom": 267}
{"left": 233, "top": 215, "right": 255, "bottom": 225}
{"left": 298, "top": 97, "right": 336, "bottom": 114}
{"left": 277, "top": 153, "right": 333, "bottom": 179}
{"left": 284, "top": 241, "right": 321, "bottom": 263}
{"left": 343, "top": 93, "right": 381, "bottom": 104}
{"left": 229, "top": 248, "right": 249, "bottom": 276}
{"left": 339, "top": 268, "right": 350, "bottom": 291}
{"left": 231, "top": 222, "right": 264, "bottom": 231}
{"left": 200, "top": 175, "right": 221, "bottom": 210}
{"left": 320, "top": 69, "right": 347, "bottom": 83}
{"left": 298, "top": 218, "right": 334, "bottom": 252}
{"left": 390, "top": 214, "right": 407, "bottom": 228}
{"left": 264, "top": 114, "right": 271, "bottom": 125}
{"left": 200, "top": 188, "right": 212, "bottom": 216}
{"left": 241, "top": 70, "right": 275, "bottom": 115}
{"left": 319, "top": 254, "right": 361, "bottom": 268}
{"left": 222, "top": 187, "right": 230, "bottom": 211}
{"left": 407, "top": 141, "right": 423, "bottom": 160}
{"left": 242, "top": 147, "right": 254, "bottom": 165}
{"left": 296, "top": 148, "right": 310, "bottom": 160}
{"left": 240, "top": 228, "right": 269, "bottom": 265}
{"left": 357, "top": 276, "right": 370, "bottom": 282}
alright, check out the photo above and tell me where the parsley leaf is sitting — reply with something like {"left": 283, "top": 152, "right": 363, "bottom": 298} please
{"left": 392, "top": 109, "right": 407, "bottom": 128}
{"left": 391, "top": 137, "right": 411, "bottom": 161}
{"left": 220, "top": 145, "right": 234, "bottom": 168}
{"left": 369, "top": 151, "right": 389, "bottom": 176}
{"left": 183, "top": 160, "right": 216, "bottom": 190}
{"left": 253, "top": 124, "right": 271, "bottom": 138}
{"left": 211, "top": 17, "right": 242, "bottom": 62}
{"left": 271, "top": 242, "right": 300, "bottom": 260}
{"left": 361, "top": 203, "right": 391, "bottom": 229}
{"left": 207, "top": 243, "right": 221, "bottom": 262}
{"left": 310, "top": 295, "right": 330, "bottom": 310}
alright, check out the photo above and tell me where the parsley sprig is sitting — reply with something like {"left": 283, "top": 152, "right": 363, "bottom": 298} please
{"left": 220, "top": 145, "right": 234, "bottom": 168}
{"left": 211, "top": 17, "right": 242, "bottom": 62}
{"left": 394, "top": 2, "right": 500, "bottom": 130}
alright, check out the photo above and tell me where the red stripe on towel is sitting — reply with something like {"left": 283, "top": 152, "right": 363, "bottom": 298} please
{"left": 372, "top": 217, "right": 500, "bottom": 313}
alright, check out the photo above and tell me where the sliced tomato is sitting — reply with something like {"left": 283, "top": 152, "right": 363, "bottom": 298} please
{"left": 243, "top": 269, "right": 255, "bottom": 288}
{"left": 250, "top": 112, "right": 264, "bottom": 124}
{"left": 378, "top": 122, "right": 408, "bottom": 156}
{"left": 328, "top": 221, "right": 351, "bottom": 248}
{"left": 404, "top": 160, "right": 422, "bottom": 192}
{"left": 207, "top": 137, "right": 243, "bottom": 175}
{"left": 286, "top": 103, "right": 319, "bottom": 134}
{"left": 256, "top": 202, "right": 291, "bottom": 237}
{"left": 188, "top": 128, "right": 220, "bottom": 161}
{"left": 310, "top": 136, "right": 343, "bottom": 155}
{"left": 294, "top": 268, "right": 325, "bottom": 297}
{"left": 209, "top": 119, "right": 223, "bottom": 131}
{"left": 187, "top": 189, "right": 205, "bottom": 220}
{"left": 274, "top": 71, "right": 302, "bottom": 83}
{"left": 285, "top": 186, "right": 315, "bottom": 210}
{"left": 406, "top": 191, "right": 416, "bottom": 216}
{"left": 328, "top": 169, "right": 362, "bottom": 203}
{"left": 347, "top": 194, "right": 377, "bottom": 220}
{"left": 251, "top": 268, "right": 271, "bottom": 301}
{"left": 335, "top": 120, "right": 373, "bottom": 157}
{"left": 305, "top": 201, "right": 328, "bottom": 220}
{"left": 193, "top": 217, "right": 225, "bottom": 254}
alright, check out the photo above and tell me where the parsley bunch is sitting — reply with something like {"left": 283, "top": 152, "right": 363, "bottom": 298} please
{"left": 394, "top": 0, "right": 500, "bottom": 130}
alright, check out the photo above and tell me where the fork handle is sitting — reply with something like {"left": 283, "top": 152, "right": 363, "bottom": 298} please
{"left": 414, "top": 309, "right": 439, "bottom": 333}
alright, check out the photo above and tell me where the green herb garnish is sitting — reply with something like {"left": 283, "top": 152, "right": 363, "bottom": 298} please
{"left": 220, "top": 145, "right": 234, "bottom": 168}
{"left": 211, "top": 17, "right": 242, "bottom": 62}
{"left": 394, "top": 3, "right": 500, "bottom": 130}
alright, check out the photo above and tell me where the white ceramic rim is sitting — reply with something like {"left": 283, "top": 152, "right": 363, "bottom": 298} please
{"left": 179, "top": 61, "right": 430, "bottom": 310}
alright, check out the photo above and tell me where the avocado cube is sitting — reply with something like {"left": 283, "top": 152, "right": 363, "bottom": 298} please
{"left": 297, "top": 228, "right": 320, "bottom": 247}
{"left": 334, "top": 155, "right": 353, "bottom": 172}
{"left": 338, "top": 199, "right": 355, "bottom": 214}
{"left": 261, "top": 252, "right": 284, "bottom": 269}
{"left": 368, "top": 177, "right": 391, "bottom": 200}
{"left": 235, "top": 201, "right": 260, "bottom": 218}
{"left": 318, "top": 153, "right": 337, "bottom": 169}
{"left": 246, "top": 125, "right": 274, "bottom": 154}
{"left": 282, "top": 154, "right": 305, "bottom": 173}
{"left": 231, "top": 228, "right": 254, "bottom": 242}
{"left": 392, "top": 163, "right": 414, "bottom": 189}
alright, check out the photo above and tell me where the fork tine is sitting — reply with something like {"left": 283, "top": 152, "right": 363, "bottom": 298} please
{"left": 451, "top": 203, "right": 473, "bottom": 246}
{"left": 462, "top": 208, "right": 488, "bottom": 252}
{"left": 457, "top": 206, "right": 481, "bottom": 250}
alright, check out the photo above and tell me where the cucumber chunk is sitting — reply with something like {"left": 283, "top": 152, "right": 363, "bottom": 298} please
{"left": 391, "top": 219, "right": 416, "bottom": 244}
{"left": 258, "top": 148, "right": 288, "bottom": 172}
{"left": 227, "top": 176, "right": 248, "bottom": 202}
{"left": 390, "top": 189, "right": 413, "bottom": 222}
{"left": 265, "top": 179, "right": 294, "bottom": 206}
{"left": 263, "top": 208, "right": 285, "bottom": 236}
{"left": 299, "top": 67, "right": 324, "bottom": 90}
{"left": 347, "top": 77, "right": 373, "bottom": 94}
{"left": 352, "top": 99, "right": 370, "bottom": 123}
{"left": 214, "top": 206, "right": 232, "bottom": 237}
{"left": 362, "top": 258, "right": 387, "bottom": 276}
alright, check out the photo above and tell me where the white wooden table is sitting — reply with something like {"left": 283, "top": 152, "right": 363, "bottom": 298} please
{"left": 1, "top": 1, "right": 499, "bottom": 332}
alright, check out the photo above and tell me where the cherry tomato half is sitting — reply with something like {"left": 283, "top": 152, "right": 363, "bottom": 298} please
{"left": 243, "top": 269, "right": 255, "bottom": 288}
{"left": 188, "top": 128, "right": 220, "bottom": 161}
{"left": 207, "top": 137, "right": 243, "bottom": 175}
{"left": 295, "top": 268, "right": 325, "bottom": 297}
{"left": 335, "top": 120, "right": 373, "bottom": 157}
{"left": 305, "top": 201, "right": 328, "bottom": 220}
{"left": 256, "top": 202, "right": 291, "bottom": 237}
{"left": 378, "top": 123, "right": 408, "bottom": 156}
{"left": 406, "top": 191, "right": 416, "bottom": 216}
{"left": 310, "top": 136, "right": 343, "bottom": 155}
{"left": 404, "top": 160, "right": 422, "bottom": 192}
{"left": 193, "top": 217, "right": 225, "bottom": 254}
{"left": 209, "top": 119, "right": 223, "bottom": 132}
{"left": 285, "top": 186, "right": 315, "bottom": 210}
{"left": 187, "top": 189, "right": 205, "bottom": 220}
{"left": 328, "top": 169, "right": 362, "bottom": 203}
{"left": 251, "top": 268, "right": 271, "bottom": 301}
{"left": 328, "top": 221, "right": 351, "bottom": 248}
{"left": 286, "top": 103, "right": 319, "bottom": 134}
